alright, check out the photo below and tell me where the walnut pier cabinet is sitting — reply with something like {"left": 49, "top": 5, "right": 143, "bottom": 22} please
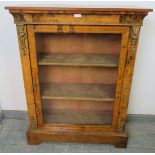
{"left": 6, "top": 6, "right": 152, "bottom": 148}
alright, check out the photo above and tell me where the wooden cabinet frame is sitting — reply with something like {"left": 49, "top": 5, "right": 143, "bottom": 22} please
{"left": 6, "top": 6, "right": 152, "bottom": 148}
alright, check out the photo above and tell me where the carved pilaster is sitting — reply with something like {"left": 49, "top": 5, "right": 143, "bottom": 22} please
{"left": 117, "top": 25, "right": 141, "bottom": 132}
{"left": 127, "top": 26, "right": 141, "bottom": 63}
{"left": 16, "top": 25, "right": 27, "bottom": 56}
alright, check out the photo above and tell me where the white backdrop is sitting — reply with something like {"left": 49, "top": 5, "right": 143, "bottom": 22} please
{"left": 0, "top": 1, "right": 155, "bottom": 114}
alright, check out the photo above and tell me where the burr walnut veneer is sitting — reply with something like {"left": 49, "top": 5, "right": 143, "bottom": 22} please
{"left": 6, "top": 6, "right": 152, "bottom": 148}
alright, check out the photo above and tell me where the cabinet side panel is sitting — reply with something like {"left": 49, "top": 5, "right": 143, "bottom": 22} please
{"left": 16, "top": 24, "right": 37, "bottom": 129}
{"left": 117, "top": 25, "right": 141, "bottom": 131}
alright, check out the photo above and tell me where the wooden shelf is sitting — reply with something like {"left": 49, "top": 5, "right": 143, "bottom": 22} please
{"left": 41, "top": 83, "right": 115, "bottom": 101}
{"left": 38, "top": 53, "right": 119, "bottom": 67}
{"left": 43, "top": 111, "right": 113, "bottom": 125}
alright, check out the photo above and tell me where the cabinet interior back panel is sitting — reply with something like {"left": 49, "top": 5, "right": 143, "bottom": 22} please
{"left": 39, "top": 66, "right": 118, "bottom": 84}
{"left": 42, "top": 100, "right": 114, "bottom": 125}
{"left": 35, "top": 33, "right": 122, "bottom": 54}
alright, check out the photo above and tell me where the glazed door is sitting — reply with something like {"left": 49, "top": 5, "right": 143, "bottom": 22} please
{"left": 27, "top": 25, "right": 129, "bottom": 130}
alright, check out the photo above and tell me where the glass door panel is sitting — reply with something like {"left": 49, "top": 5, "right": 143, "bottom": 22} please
{"left": 35, "top": 32, "right": 122, "bottom": 125}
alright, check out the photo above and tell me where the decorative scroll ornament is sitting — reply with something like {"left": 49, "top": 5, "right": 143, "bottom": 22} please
{"left": 130, "top": 26, "right": 140, "bottom": 55}
{"left": 16, "top": 25, "right": 27, "bottom": 56}
{"left": 126, "top": 25, "right": 141, "bottom": 65}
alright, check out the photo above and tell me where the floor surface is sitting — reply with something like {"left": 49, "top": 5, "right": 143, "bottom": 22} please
{"left": 0, "top": 118, "right": 155, "bottom": 153}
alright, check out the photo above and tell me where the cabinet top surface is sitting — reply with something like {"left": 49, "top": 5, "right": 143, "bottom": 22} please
{"left": 5, "top": 5, "right": 152, "bottom": 14}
